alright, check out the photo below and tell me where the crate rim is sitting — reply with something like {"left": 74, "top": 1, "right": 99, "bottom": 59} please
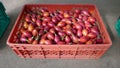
{"left": 23, "top": 4, "right": 97, "bottom": 6}
{"left": 7, "top": 42, "right": 112, "bottom": 46}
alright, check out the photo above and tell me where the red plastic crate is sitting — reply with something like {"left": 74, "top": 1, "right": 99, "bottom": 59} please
{"left": 7, "top": 4, "right": 112, "bottom": 59}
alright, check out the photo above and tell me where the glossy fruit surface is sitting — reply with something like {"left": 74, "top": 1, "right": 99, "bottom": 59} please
{"left": 15, "top": 7, "right": 103, "bottom": 45}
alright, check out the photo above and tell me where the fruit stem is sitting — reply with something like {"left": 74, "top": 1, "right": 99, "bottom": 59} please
{"left": 61, "top": 36, "right": 65, "bottom": 41}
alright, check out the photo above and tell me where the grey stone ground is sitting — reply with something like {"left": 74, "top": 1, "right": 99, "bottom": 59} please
{"left": 0, "top": 0, "right": 120, "bottom": 68}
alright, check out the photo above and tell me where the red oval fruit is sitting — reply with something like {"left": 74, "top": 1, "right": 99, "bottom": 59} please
{"left": 71, "top": 35, "right": 79, "bottom": 43}
{"left": 55, "top": 16, "right": 61, "bottom": 21}
{"left": 74, "top": 9, "right": 80, "bottom": 14}
{"left": 63, "top": 25, "right": 70, "bottom": 30}
{"left": 72, "top": 28, "right": 77, "bottom": 34}
{"left": 39, "top": 39, "right": 45, "bottom": 45}
{"left": 64, "top": 26, "right": 68, "bottom": 30}
{"left": 86, "top": 27, "right": 91, "bottom": 32}
{"left": 48, "top": 22, "right": 55, "bottom": 27}
{"left": 65, "top": 36, "right": 71, "bottom": 43}
{"left": 41, "top": 34, "right": 47, "bottom": 39}
{"left": 49, "top": 28, "right": 56, "bottom": 34}
{"left": 79, "top": 22, "right": 85, "bottom": 28}
{"left": 31, "top": 21, "right": 37, "bottom": 27}
{"left": 47, "top": 32, "right": 55, "bottom": 40}
{"left": 78, "top": 15, "right": 83, "bottom": 19}
{"left": 69, "top": 11, "right": 73, "bottom": 16}
{"left": 72, "top": 18, "right": 77, "bottom": 23}
{"left": 23, "top": 22, "right": 28, "bottom": 29}
{"left": 91, "top": 27, "right": 99, "bottom": 35}
{"left": 23, "top": 31, "right": 32, "bottom": 38}
{"left": 64, "top": 13, "right": 70, "bottom": 18}
{"left": 28, "top": 24, "right": 34, "bottom": 32}
{"left": 25, "top": 16, "right": 31, "bottom": 22}
{"left": 39, "top": 25, "right": 44, "bottom": 29}
{"left": 44, "top": 26, "right": 50, "bottom": 32}
{"left": 52, "top": 17, "right": 58, "bottom": 23}
{"left": 43, "top": 12, "right": 49, "bottom": 17}
{"left": 32, "top": 14, "right": 36, "bottom": 18}
{"left": 82, "top": 29, "right": 88, "bottom": 36}
{"left": 57, "top": 21, "right": 66, "bottom": 27}
{"left": 96, "top": 37, "right": 103, "bottom": 44}
{"left": 79, "top": 36, "right": 88, "bottom": 43}
{"left": 77, "top": 29, "right": 82, "bottom": 37}
{"left": 43, "top": 17, "right": 51, "bottom": 22}
{"left": 86, "top": 40, "right": 93, "bottom": 44}
{"left": 39, "top": 29, "right": 44, "bottom": 36}
{"left": 58, "top": 10, "right": 64, "bottom": 14}
{"left": 20, "top": 27, "right": 26, "bottom": 33}
{"left": 66, "top": 25, "right": 72, "bottom": 29}
{"left": 73, "top": 13, "right": 79, "bottom": 18}
{"left": 37, "top": 15, "right": 41, "bottom": 19}
{"left": 36, "top": 19, "right": 41, "bottom": 26}
{"left": 87, "top": 32, "right": 97, "bottom": 38}
{"left": 65, "top": 29, "right": 73, "bottom": 35}
{"left": 32, "top": 40, "right": 38, "bottom": 44}
{"left": 84, "top": 21, "right": 92, "bottom": 28}
{"left": 54, "top": 26, "right": 62, "bottom": 31}
{"left": 28, "top": 36, "right": 34, "bottom": 44}
{"left": 20, "top": 37, "right": 28, "bottom": 43}
{"left": 92, "top": 26, "right": 98, "bottom": 30}
{"left": 53, "top": 10, "right": 59, "bottom": 16}
{"left": 58, "top": 14, "right": 64, "bottom": 19}
{"left": 32, "top": 17, "right": 36, "bottom": 22}
{"left": 88, "top": 16, "right": 96, "bottom": 24}
{"left": 66, "top": 19, "right": 72, "bottom": 25}
{"left": 57, "top": 41, "right": 65, "bottom": 44}
{"left": 42, "top": 21, "right": 47, "bottom": 26}
{"left": 21, "top": 33, "right": 26, "bottom": 38}
{"left": 77, "top": 18, "right": 83, "bottom": 22}
{"left": 58, "top": 31, "right": 66, "bottom": 37}
{"left": 32, "top": 29, "right": 38, "bottom": 36}
{"left": 40, "top": 8, "right": 47, "bottom": 12}
{"left": 83, "top": 15, "right": 88, "bottom": 21}
{"left": 61, "top": 18, "right": 67, "bottom": 22}
{"left": 74, "top": 23, "right": 82, "bottom": 30}
{"left": 44, "top": 40, "right": 52, "bottom": 45}
{"left": 54, "top": 34, "right": 60, "bottom": 43}
{"left": 81, "top": 10, "right": 90, "bottom": 16}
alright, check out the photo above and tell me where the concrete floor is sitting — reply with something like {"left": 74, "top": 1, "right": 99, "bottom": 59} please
{"left": 0, "top": 0, "right": 120, "bottom": 68}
